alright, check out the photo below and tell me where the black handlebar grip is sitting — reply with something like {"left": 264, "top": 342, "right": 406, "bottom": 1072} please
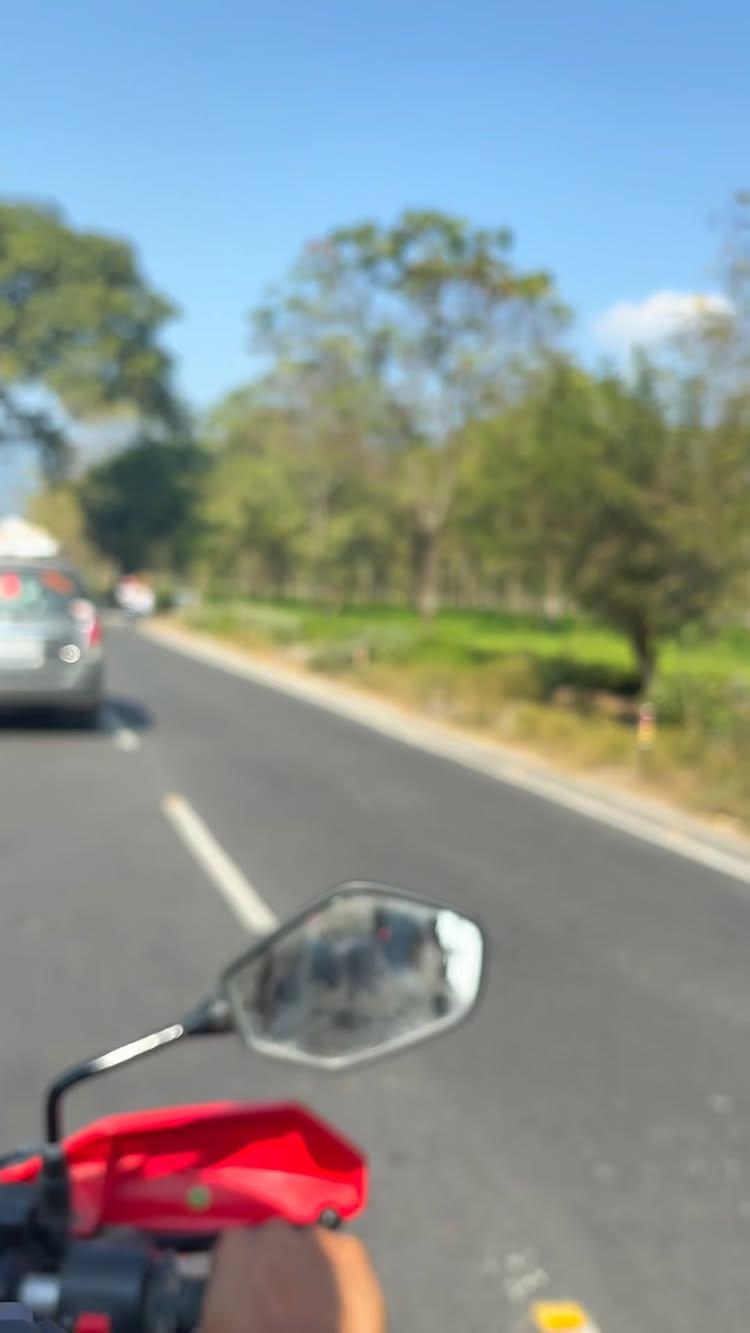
{"left": 176, "top": 1277, "right": 206, "bottom": 1333}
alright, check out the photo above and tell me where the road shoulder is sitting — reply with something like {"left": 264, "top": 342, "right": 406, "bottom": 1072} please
{"left": 141, "top": 618, "right": 750, "bottom": 886}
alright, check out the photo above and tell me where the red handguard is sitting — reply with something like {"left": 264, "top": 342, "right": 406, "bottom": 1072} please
{"left": 0, "top": 1102, "right": 367, "bottom": 1236}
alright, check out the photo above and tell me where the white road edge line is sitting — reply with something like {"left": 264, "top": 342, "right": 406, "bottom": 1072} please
{"left": 142, "top": 622, "right": 750, "bottom": 889}
{"left": 162, "top": 793, "right": 278, "bottom": 934}
{"left": 102, "top": 703, "right": 140, "bottom": 751}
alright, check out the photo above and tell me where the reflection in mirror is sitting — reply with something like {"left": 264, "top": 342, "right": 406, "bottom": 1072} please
{"left": 222, "top": 885, "right": 485, "bottom": 1068}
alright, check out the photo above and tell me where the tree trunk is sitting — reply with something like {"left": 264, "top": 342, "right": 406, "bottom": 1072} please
{"left": 630, "top": 621, "right": 657, "bottom": 696}
{"left": 415, "top": 527, "right": 441, "bottom": 620}
{"left": 542, "top": 556, "right": 566, "bottom": 621}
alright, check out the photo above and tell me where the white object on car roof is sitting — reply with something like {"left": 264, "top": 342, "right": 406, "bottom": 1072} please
{"left": 0, "top": 516, "right": 60, "bottom": 558}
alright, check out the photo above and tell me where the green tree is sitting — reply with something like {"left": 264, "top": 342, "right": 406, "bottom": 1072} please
{"left": 0, "top": 201, "right": 180, "bottom": 475}
{"left": 26, "top": 482, "right": 114, "bottom": 588}
{"left": 80, "top": 437, "right": 206, "bottom": 574}
{"left": 252, "top": 210, "right": 567, "bottom": 615}
{"left": 201, "top": 437, "right": 308, "bottom": 596}
{"left": 571, "top": 364, "right": 728, "bottom": 692}
{"left": 457, "top": 357, "right": 739, "bottom": 686}
{"left": 200, "top": 382, "right": 397, "bottom": 601}
{"left": 458, "top": 361, "right": 603, "bottom": 614}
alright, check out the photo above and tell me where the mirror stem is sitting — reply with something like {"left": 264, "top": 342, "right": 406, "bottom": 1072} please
{"left": 44, "top": 994, "right": 232, "bottom": 1143}
{"left": 180, "top": 992, "right": 234, "bottom": 1036}
{"left": 45, "top": 1021, "right": 186, "bottom": 1144}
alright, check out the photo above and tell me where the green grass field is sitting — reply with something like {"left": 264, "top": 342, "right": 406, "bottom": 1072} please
{"left": 188, "top": 598, "right": 750, "bottom": 683}
{"left": 183, "top": 599, "right": 750, "bottom": 829}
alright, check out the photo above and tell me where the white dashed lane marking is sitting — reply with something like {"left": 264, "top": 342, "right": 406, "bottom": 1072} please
{"left": 162, "top": 792, "right": 278, "bottom": 935}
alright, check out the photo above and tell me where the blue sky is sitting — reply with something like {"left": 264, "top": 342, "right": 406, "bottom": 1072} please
{"left": 3, "top": 0, "right": 749, "bottom": 502}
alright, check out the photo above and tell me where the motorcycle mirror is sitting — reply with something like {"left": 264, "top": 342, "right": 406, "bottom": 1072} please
{"left": 220, "top": 882, "right": 486, "bottom": 1069}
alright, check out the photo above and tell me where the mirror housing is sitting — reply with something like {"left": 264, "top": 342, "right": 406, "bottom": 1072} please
{"left": 221, "top": 882, "right": 486, "bottom": 1070}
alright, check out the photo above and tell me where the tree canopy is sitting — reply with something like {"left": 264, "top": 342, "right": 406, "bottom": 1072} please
{"left": 79, "top": 436, "right": 206, "bottom": 574}
{"left": 28, "top": 198, "right": 750, "bottom": 691}
{"left": 0, "top": 201, "right": 180, "bottom": 474}
{"left": 251, "top": 209, "right": 568, "bottom": 615}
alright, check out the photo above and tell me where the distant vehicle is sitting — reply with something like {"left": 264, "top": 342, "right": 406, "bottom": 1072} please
{"left": 0, "top": 558, "right": 104, "bottom": 724}
{"left": 0, "top": 515, "right": 59, "bottom": 560}
{"left": 115, "top": 574, "right": 156, "bottom": 618}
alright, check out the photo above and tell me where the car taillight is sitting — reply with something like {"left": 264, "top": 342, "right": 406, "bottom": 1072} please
{"left": 87, "top": 615, "right": 103, "bottom": 649}
{"left": 70, "top": 599, "right": 102, "bottom": 649}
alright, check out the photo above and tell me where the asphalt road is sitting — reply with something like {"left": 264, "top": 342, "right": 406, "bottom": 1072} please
{"left": 3, "top": 624, "right": 750, "bottom": 1332}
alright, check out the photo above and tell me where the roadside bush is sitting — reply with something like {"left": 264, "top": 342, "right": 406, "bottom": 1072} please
{"left": 155, "top": 583, "right": 177, "bottom": 613}
{"left": 651, "top": 674, "right": 750, "bottom": 742}
{"left": 533, "top": 656, "right": 641, "bottom": 700}
{"left": 188, "top": 602, "right": 302, "bottom": 644}
{"left": 479, "top": 655, "right": 543, "bottom": 701}
{"left": 309, "top": 625, "right": 422, "bottom": 672}
{"left": 499, "top": 703, "right": 633, "bottom": 765}
{"left": 308, "top": 638, "right": 366, "bottom": 672}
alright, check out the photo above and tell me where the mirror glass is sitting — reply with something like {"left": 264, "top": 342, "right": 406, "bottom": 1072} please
{"left": 222, "top": 884, "right": 484, "bottom": 1068}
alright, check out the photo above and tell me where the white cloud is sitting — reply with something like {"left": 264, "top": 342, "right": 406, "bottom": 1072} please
{"left": 593, "top": 290, "right": 732, "bottom": 350}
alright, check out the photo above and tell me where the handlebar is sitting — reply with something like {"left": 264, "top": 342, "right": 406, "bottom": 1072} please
{"left": 18, "top": 1252, "right": 207, "bottom": 1333}
{"left": 12, "top": 1214, "right": 341, "bottom": 1330}
{"left": 174, "top": 1277, "right": 207, "bottom": 1333}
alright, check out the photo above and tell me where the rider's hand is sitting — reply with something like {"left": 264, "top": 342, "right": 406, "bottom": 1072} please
{"left": 198, "top": 1222, "right": 387, "bottom": 1333}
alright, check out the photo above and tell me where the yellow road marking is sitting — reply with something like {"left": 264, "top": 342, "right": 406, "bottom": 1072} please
{"left": 531, "top": 1302, "right": 597, "bottom": 1331}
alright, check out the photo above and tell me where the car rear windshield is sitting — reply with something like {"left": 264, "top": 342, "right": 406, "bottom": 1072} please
{"left": 0, "top": 566, "right": 86, "bottom": 621}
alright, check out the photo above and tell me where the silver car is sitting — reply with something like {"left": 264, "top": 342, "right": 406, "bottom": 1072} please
{"left": 0, "top": 560, "right": 104, "bottom": 724}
